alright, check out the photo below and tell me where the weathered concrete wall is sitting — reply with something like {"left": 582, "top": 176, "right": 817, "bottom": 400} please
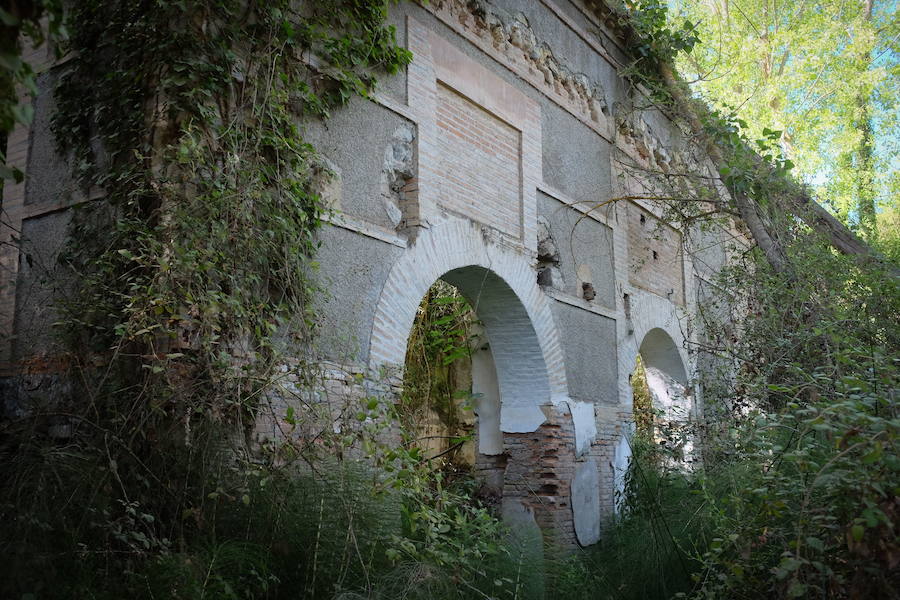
{"left": 1, "top": 0, "right": 740, "bottom": 550}
{"left": 310, "top": 225, "right": 404, "bottom": 363}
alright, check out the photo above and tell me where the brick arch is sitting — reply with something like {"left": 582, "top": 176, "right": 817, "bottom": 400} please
{"left": 618, "top": 292, "right": 692, "bottom": 407}
{"left": 614, "top": 312, "right": 696, "bottom": 501}
{"left": 369, "top": 219, "right": 568, "bottom": 432}
{"left": 635, "top": 326, "right": 691, "bottom": 421}
{"left": 622, "top": 309, "right": 692, "bottom": 412}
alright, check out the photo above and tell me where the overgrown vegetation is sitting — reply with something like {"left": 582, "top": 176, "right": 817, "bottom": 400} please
{"left": 1, "top": 0, "right": 897, "bottom": 599}
{"left": 0, "top": 1, "right": 425, "bottom": 597}
{"left": 602, "top": 2, "right": 900, "bottom": 598}
{"left": 401, "top": 280, "right": 479, "bottom": 465}
{"left": 0, "top": 0, "right": 64, "bottom": 183}
{"left": 686, "top": 243, "right": 899, "bottom": 598}
{"left": 678, "top": 0, "right": 898, "bottom": 242}
{"left": 631, "top": 355, "right": 654, "bottom": 437}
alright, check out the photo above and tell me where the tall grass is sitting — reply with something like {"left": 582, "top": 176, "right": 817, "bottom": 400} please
{"left": 541, "top": 437, "right": 717, "bottom": 600}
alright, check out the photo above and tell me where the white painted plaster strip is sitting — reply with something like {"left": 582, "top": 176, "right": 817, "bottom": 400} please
{"left": 566, "top": 399, "right": 598, "bottom": 458}
{"left": 544, "top": 287, "right": 618, "bottom": 320}
{"left": 323, "top": 212, "right": 408, "bottom": 248}
{"left": 500, "top": 404, "right": 547, "bottom": 433}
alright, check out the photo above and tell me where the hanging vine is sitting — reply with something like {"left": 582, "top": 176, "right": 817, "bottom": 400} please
{"left": 53, "top": 0, "right": 410, "bottom": 423}
{"left": 1, "top": 1, "right": 411, "bottom": 593}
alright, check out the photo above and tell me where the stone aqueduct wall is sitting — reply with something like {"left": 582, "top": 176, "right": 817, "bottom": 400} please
{"left": 0, "top": 0, "right": 736, "bottom": 548}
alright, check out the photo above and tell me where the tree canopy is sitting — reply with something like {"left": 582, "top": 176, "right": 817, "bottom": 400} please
{"left": 677, "top": 0, "right": 899, "bottom": 245}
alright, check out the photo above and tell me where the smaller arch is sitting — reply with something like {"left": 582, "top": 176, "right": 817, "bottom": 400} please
{"left": 616, "top": 290, "right": 692, "bottom": 410}
{"left": 639, "top": 327, "right": 688, "bottom": 386}
{"left": 615, "top": 326, "right": 696, "bottom": 505}
{"left": 636, "top": 327, "right": 691, "bottom": 423}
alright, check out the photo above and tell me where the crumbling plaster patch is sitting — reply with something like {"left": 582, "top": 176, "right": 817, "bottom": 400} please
{"left": 501, "top": 498, "right": 545, "bottom": 587}
{"left": 572, "top": 457, "right": 601, "bottom": 546}
{"left": 612, "top": 420, "right": 635, "bottom": 513}
{"left": 380, "top": 122, "right": 416, "bottom": 228}
{"left": 536, "top": 214, "right": 565, "bottom": 289}
{"left": 567, "top": 399, "right": 597, "bottom": 458}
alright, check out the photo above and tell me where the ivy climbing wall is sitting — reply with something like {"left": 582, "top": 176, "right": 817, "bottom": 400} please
{"left": 1, "top": 0, "right": 738, "bottom": 550}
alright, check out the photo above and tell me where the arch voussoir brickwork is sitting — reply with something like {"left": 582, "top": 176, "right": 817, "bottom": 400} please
{"left": 369, "top": 217, "right": 569, "bottom": 432}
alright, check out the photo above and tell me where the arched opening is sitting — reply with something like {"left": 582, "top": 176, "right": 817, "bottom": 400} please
{"left": 368, "top": 220, "right": 574, "bottom": 544}
{"left": 398, "top": 265, "right": 554, "bottom": 504}
{"left": 630, "top": 328, "right": 694, "bottom": 466}
{"left": 368, "top": 220, "right": 567, "bottom": 409}
{"left": 400, "top": 279, "right": 499, "bottom": 476}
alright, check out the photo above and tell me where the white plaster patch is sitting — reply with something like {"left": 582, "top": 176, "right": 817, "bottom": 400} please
{"left": 613, "top": 422, "right": 635, "bottom": 513}
{"left": 572, "top": 458, "right": 601, "bottom": 546}
{"left": 575, "top": 263, "right": 592, "bottom": 283}
{"left": 500, "top": 498, "right": 545, "bottom": 589}
{"left": 567, "top": 399, "right": 597, "bottom": 458}
{"left": 500, "top": 404, "right": 547, "bottom": 433}
{"left": 472, "top": 343, "right": 503, "bottom": 454}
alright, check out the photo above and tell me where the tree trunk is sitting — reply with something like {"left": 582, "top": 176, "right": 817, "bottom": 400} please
{"left": 656, "top": 62, "right": 891, "bottom": 274}
{"left": 855, "top": 0, "right": 876, "bottom": 240}
{"left": 657, "top": 63, "right": 790, "bottom": 274}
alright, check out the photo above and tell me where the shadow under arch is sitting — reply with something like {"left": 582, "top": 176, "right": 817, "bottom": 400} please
{"left": 639, "top": 327, "right": 688, "bottom": 387}
{"left": 369, "top": 219, "right": 569, "bottom": 432}
{"left": 441, "top": 265, "right": 550, "bottom": 432}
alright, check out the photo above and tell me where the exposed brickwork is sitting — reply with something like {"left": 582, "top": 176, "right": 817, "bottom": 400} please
{"left": 406, "top": 16, "right": 542, "bottom": 251}
{"left": 627, "top": 201, "right": 686, "bottom": 306}
{"left": 0, "top": 2, "right": 726, "bottom": 553}
{"left": 503, "top": 406, "right": 578, "bottom": 548}
{"left": 435, "top": 83, "right": 522, "bottom": 238}
{"left": 587, "top": 408, "right": 635, "bottom": 517}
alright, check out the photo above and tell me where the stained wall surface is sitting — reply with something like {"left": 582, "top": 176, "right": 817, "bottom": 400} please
{"left": 1, "top": 0, "right": 738, "bottom": 548}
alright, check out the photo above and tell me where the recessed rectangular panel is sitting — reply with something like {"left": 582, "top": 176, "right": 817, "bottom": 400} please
{"left": 435, "top": 83, "right": 522, "bottom": 239}
{"left": 627, "top": 202, "right": 685, "bottom": 305}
